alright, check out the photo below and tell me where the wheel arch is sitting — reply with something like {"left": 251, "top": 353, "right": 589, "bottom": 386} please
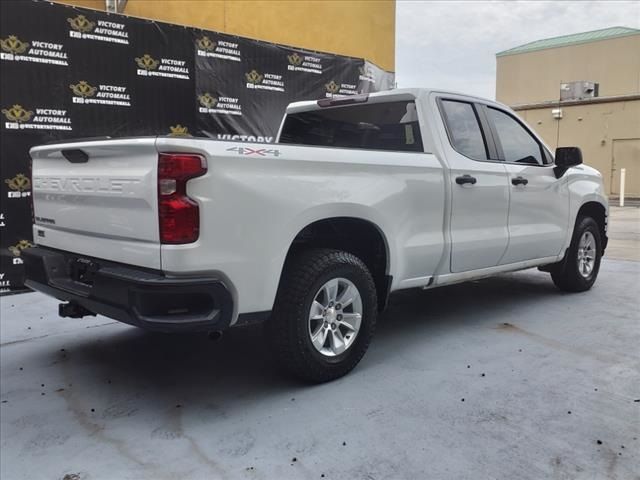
{"left": 576, "top": 201, "right": 608, "bottom": 253}
{"left": 279, "top": 216, "right": 392, "bottom": 311}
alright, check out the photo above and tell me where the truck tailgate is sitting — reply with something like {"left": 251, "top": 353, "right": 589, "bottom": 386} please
{"left": 30, "top": 138, "right": 161, "bottom": 270}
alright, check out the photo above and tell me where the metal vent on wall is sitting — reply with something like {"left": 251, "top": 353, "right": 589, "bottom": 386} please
{"left": 560, "top": 81, "right": 599, "bottom": 101}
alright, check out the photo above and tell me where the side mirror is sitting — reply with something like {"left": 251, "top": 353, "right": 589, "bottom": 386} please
{"left": 554, "top": 146, "right": 582, "bottom": 178}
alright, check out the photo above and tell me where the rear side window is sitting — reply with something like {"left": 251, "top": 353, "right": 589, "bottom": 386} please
{"left": 440, "top": 100, "right": 488, "bottom": 160}
{"left": 279, "top": 101, "right": 423, "bottom": 152}
{"left": 487, "top": 108, "right": 544, "bottom": 165}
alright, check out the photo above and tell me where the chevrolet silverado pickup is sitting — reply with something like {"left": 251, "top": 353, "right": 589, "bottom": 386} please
{"left": 24, "top": 88, "right": 608, "bottom": 382}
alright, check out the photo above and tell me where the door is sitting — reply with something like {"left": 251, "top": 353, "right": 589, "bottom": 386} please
{"left": 438, "top": 98, "right": 510, "bottom": 273}
{"left": 611, "top": 138, "right": 640, "bottom": 196}
{"left": 484, "top": 106, "right": 570, "bottom": 264}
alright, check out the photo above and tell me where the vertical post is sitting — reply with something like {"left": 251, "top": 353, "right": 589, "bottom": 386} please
{"left": 619, "top": 168, "right": 626, "bottom": 207}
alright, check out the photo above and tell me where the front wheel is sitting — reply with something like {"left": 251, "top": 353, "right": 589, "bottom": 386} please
{"left": 551, "top": 215, "right": 602, "bottom": 292}
{"left": 268, "top": 249, "right": 377, "bottom": 383}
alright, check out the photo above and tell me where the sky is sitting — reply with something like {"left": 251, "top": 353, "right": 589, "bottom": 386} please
{"left": 395, "top": 0, "right": 640, "bottom": 99}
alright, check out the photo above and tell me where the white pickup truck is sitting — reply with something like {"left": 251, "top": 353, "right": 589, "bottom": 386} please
{"left": 24, "top": 88, "right": 608, "bottom": 382}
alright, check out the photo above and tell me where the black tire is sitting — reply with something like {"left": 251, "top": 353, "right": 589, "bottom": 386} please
{"left": 551, "top": 215, "right": 602, "bottom": 292}
{"left": 267, "top": 248, "right": 377, "bottom": 383}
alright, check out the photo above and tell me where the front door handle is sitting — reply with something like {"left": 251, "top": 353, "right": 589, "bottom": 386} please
{"left": 511, "top": 176, "right": 529, "bottom": 186}
{"left": 456, "top": 174, "right": 477, "bottom": 185}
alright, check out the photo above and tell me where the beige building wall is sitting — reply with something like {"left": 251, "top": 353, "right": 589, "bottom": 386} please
{"left": 496, "top": 32, "right": 640, "bottom": 196}
{"left": 516, "top": 100, "right": 640, "bottom": 195}
{"left": 54, "top": 0, "right": 396, "bottom": 72}
{"left": 496, "top": 34, "right": 640, "bottom": 106}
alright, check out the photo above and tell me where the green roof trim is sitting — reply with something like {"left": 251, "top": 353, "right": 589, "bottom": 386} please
{"left": 496, "top": 26, "right": 640, "bottom": 57}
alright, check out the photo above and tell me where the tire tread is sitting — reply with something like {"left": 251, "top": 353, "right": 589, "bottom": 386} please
{"left": 551, "top": 215, "right": 602, "bottom": 292}
{"left": 268, "top": 248, "right": 377, "bottom": 383}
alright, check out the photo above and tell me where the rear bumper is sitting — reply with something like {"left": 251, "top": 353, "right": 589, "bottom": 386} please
{"left": 23, "top": 246, "right": 233, "bottom": 333}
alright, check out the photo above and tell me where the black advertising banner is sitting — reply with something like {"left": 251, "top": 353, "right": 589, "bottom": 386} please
{"left": 129, "top": 21, "right": 196, "bottom": 136}
{"left": 0, "top": 0, "right": 394, "bottom": 291}
{"left": 65, "top": 6, "right": 136, "bottom": 139}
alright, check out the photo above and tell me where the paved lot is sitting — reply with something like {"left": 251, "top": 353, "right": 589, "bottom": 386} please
{"left": 1, "top": 206, "right": 639, "bottom": 479}
{"left": 606, "top": 206, "right": 640, "bottom": 261}
{"left": 1, "top": 254, "right": 639, "bottom": 480}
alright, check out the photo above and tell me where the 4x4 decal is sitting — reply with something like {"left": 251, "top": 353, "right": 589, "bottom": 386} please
{"left": 226, "top": 146, "right": 281, "bottom": 157}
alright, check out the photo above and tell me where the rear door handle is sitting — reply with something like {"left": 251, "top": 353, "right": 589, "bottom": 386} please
{"left": 511, "top": 176, "right": 529, "bottom": 186}
{"left": 456, "top": 174, "right": 477, "bottom": 185}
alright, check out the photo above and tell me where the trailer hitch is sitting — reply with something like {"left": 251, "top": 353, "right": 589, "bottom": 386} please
{"left": 59, "top": 302, "right": 97, "bottom": 319}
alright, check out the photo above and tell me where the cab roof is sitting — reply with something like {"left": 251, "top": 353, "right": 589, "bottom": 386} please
{"left": 285, "top": 88, "right": 506, "bottom": 114}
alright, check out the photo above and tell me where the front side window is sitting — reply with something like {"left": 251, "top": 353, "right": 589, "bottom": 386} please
{"left": 440, "top": 100, "right": 488, "bottom": 161}
{"left": 279, "top": 101, "right": 423, "bottom": 152}
{"left": 488, "top": 108, "right": 543, "bottom": 165}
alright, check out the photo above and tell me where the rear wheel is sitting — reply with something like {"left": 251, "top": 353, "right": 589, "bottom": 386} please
{"left": 551, "top": 216, "right": 602, "bottom": 292}
{"left": 268, "top": 248, "right": 377, "bottom": 383}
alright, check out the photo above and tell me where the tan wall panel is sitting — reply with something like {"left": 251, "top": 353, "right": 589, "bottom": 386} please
{"left": 497, "top": 35, "right": 640, "bottom": 105}
{"left": 123, "top": 1, "right": 227, "bottom": 33}
{"left": 53, "top": 0, "right": 396, "bottom": 71}
{"left": 222, "top": 0, "right": 395, "bottom": 71}
{"left": 54, "top": 0, "right": 105, "bottom": 9}
{"left": 611, "top": 139, "right": 640, "bottom": 196}
{"left": 517, "top": 100, "right": 640, "bottom": 194}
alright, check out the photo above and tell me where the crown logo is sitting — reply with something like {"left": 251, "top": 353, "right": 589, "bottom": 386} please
{"left": 0, "top": 35, "right": 29, "bottom": 54}
{"left": 135, "top": 54, "right": 159, "bottom": 71}
{"left": 198, "top": 93, "right": 218, "bottom": 109}
{"left": 67, "top": 15, "right": 95, "bottom": 33}
{"left": 287, "top": 52, "right": 303, "bottom": 66}
{"left": 245, "top": 69, "right": 264, "bottom": 85}
{"left": 196, "top": 35, "right": 216, "bottom": 52}
{"left": 168, "top": 125, "right": 190, "bottom": 137}
{"left": 325, "top": 80, "right": 340, "bottom": 94}
{"left": 5, "top": 173, "right": 31, "bottom": 192}
{"left": 69, "top": 80, "right": 97, "bottom": 98}
{"left": 2, "top": 104, "right": 33, "bottom": 123}
{"left": 8, "top": 240, "right": 32, "bottom": 257}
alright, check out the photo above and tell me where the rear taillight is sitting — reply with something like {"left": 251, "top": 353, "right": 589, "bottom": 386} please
{"left": 158, "top": 153, "right": 207, "bottom": 244}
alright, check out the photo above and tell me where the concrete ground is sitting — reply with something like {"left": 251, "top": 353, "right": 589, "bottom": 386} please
{"left": 1, "top": 210, "right": 639, "bottom": 480}
{"left": 606, "top": 206, "right": 640, "bottom": 262}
